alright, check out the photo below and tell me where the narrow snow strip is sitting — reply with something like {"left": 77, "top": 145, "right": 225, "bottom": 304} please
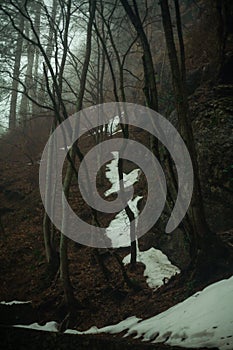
{"left": 11, "top": 277, "right": 233, "bottom": 350}
{"left": 107, "top": 115, "right": 120, "bottom": 135}
{"left": 72, "top": 276, "right": 233, "bottom": 350}
{"left": 59, "top": 145, "right": 72, "bottom": 151}
{"left": 125, "top": 275, "right": 233, "bottom": 350}
{"left": 105, "top": 196, "right": 141, "bottom": 247}
{"left": 13, "top": 321, "right": 59, "bottom": 332}
{"left": 123, "top": 248, "right": 180, "bottom": 290}
{"left": 0, "top": 301, "right": 31, "bottom": 305}
{"left": 104, "top": 151, "right": 179, "bottom": 288}
{"left": 105, "top": 152, "right": 140, "bottom": 197}
{"left": 65, "top": 316, "right": 141, "bottom": 335}
{"left": 104, "top": 151, "right": 141, "bottom": 247}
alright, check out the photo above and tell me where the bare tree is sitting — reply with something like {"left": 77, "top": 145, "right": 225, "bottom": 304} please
{"left": 159, "top": 0, "right": 232, "bottom": 273}
{"left": 8, "top": 9, "right": 24, "bottom": 129}
{"left": 0, "top": 0, "right": 98, "bottom": 310}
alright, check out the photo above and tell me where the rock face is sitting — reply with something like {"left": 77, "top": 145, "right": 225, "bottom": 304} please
{"left": 186, "top": 67, "right": 203, "bottom": 95}
{"left": 138, "top": 229, "right": 191, "bottom": 271}
{"left": 141, "top": 84, "right": 233, "bottom": 269}
{"left": 189, "top": 84, "right": 233, "bottom": 232}
{"left": 169, "top": 84, "right": 233, "bottom": 232}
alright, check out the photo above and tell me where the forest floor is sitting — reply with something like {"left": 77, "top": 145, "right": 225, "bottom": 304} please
{"left": 0, "top": 128, "right": 233, "bottom": 350}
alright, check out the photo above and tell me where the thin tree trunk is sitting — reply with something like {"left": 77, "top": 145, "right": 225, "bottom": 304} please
{"left": 19, "top": 21, "right": 35, "bottom": 127}
{"left": 120, "top": 0, "right": 159, "bottom": 161}
{"left": 32, "top": 1, "right": 41, "bottom": 116}
{"left": 159, "top": 0, "right": 216, "bottom": 258}
{"left": 43, "top": 122, "right": 59, "bottom": 273}
{"left": 60, "top": 148, "right": 75, "bottom": 305}
{"left": 9, "top": 14, "right": 24, "bottom": 129}
{"left": 60, "top": 0, "right": 97, "bottom": 307}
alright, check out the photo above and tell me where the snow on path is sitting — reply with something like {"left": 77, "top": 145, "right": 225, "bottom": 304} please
{"left": 104, "top": 151, "right": 141, "bottom": 247}
{"left": 0, "top": 301, "right": 31, "bottom": 305}
{"left": 105, "top": 151, "right": 140, "bottom": 197}
{"left": 123, "top": 247, "right": 180, "bottom": 290}
{"left": 13, "top": 321, "right": 59, "bottom": 332}
{"left": 12, "top": 276, "right": 233, "bottom": 350}
{"left": 105, "top": 152, "right": 179, "bottom": 287}
{"left": 105, "top": 196, "right": 141, "bottom": 247}
{"left": 65, "top": 275, "right": 233, "bottom": 350}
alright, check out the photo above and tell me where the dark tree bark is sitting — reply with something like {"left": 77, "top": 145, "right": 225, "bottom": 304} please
{"left": 60, "top": 0, "right": 97, "bottom": 306}
{"left": 19, "top": 20, "right": 35, "bottom": 126}
{"left": 9, "top": 14, "right": 24, "bottom": 129}
{"left": 159, "top": 0, "right": 232, "bottom": 274}
{"left": 120, "top": 0, "right": 158, "bottom": 111}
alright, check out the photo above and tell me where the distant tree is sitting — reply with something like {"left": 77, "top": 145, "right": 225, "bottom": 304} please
{"left": 0, "top": 0, "right": 98, "bottom": 309}
{"left": 8, "top": 8, "right": 25, "bottom": 129}
{"left": 214, "top": 0, "right": 233, "bottom": 77}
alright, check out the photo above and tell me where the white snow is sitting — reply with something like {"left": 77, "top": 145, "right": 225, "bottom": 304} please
{"left": 59, "top": 145, "right": 72, "bottom": 151}
{"left": 104, "top": 151, "right": 142, "bottom": 247}
{"left": 0, "top": 300, "right": 31, "bottom": 305}
{"left": 7, "top": 137, "right": 232, "bottom": 350}
{"left": 104, "top": 151, "right": 179, "bottom": 286}
{"left": 105, "top": 196, "right": 142, "bottom": 247}
{"left": 13, "top": 321, "right": 59, "bottom": 332}
{"left": 65, "top": 316, "right": 141, "bottom": 335}
{"left": 88, "top": 115, "right": 121, "bottom": 137}
{"left": 105, "top": 152, "right": 179, "bottom": 287}
{"left": 105, "top": 152, "right": 141, "bottom": 197}
{"left": 72, "top": 275, "right": 233, "bottom": 350}
{"left": 107, "top": 115, "right": 120, "bottom": 135}
{"left": 12, "top": 276, "right": 233, "bottom": 350}
{"left": 123, "top": 247, "right": 180, "bottom": 290}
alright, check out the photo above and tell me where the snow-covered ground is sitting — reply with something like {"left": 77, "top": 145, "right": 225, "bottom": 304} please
{"left": 105, "top": 151, "right": 179, "bottom": 287}
{"left": 123, "top": 247, "right": 180, "bottom": 289}
{"left": 104, "top": 151, "right": 142, "bottom": 247}
{"left": 14, "top": 321, "right": 59, "bottom": 332}
{"left": 107, "top": 115, "right": 121, "bottom": 135}
{"left": 0, "top": 301, "right": 31, "bottom": 305}
{"left": 64, "top": 275, "right": 233, "bottom": 350}
{"left": 105, "top": 151, "right": 140, "bottom": 197}
{"left": 105, "top": 196, "right": 141, "bottom": 247}
{"left": 10, "top": 276, "right": 233, "bottom": 350}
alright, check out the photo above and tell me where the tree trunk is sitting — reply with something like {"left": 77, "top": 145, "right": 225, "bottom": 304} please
{"left": 60, "top": 148, "right": 76, "bottom": 306}
{"left": 60, "top": 0, "right": 97, "bottom": 307}
{"left": 9, "top": 14, "right": 24, "bottom": 129}
{"left": 120, "top": 0, "right": 159, "bottom": 160}
{"left": 19, "top": 21, "right": 35, "bottom": 127}
{"left": 43, "top": 123, "right": 59, "bottom": 273}
{"left": 31, "top": 1, "right": 41, "bottom": 117}
{"left": 120, "top": 0, "right": 158, "bottom": 111}
{"left": 159, "top": 0, "right": 232, "bottom": 273}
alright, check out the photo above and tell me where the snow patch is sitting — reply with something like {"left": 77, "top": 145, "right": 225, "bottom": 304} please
{"left": 75, "top": 275, "right": 233, "bottom": 350}
{"left": 107, "top": 115, "right": 120, "bottom": 135}
{"left": 105, "top": 196, "right": 142, "bottom": 247}
{"left": 65, "top": 316, "right": 141, "bottom": 335}
{"left": 123, "top": 248, "right": 180, "bottom": 289}
{"left": 13, "top": 321, "right": 59, "bottom": 332}
{"left": 0, "top": 300, "right": 31, "bottom": 306}
{"left": 104, "top": 151, "right": 141, "bottom": 247}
